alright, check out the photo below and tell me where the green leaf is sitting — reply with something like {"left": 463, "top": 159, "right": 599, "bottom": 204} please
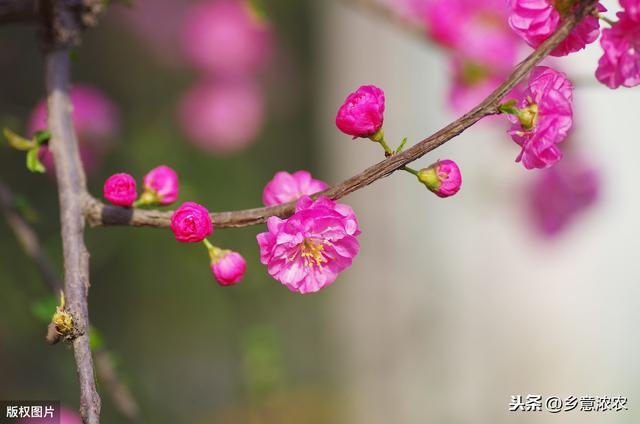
{"left": 33, "top": 130, "right": 51, "bottom": 146}
{"left": 26, "top": 147, "right": 46, "bottom": 173}
{"left": 31, "top": 296, "right": 58, "bottom": 323}
{"left": 245, "top": 0, "right": 269, "bottom": 22}
{"left": 89, "top": 327, "right": 104, "bottom": 351}
{"left": 3, "top": 128, "right": 36, "bottom": 151}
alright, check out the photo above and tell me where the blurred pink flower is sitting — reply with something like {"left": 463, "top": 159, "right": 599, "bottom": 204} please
{"left": 178, "top": 78, "right": 265, "bottom": 154}
{"left": 506, "top": 66, "right": 573, "bottom": 169}
{"left": 103, "top": 173, "right": 137, "bottom": 207}
{"left": 528, "top": 156, "right": 600, "bottom": 237}
{"left": 417, "top": 159, "right": 462, "bottom": 198}
{"left": 262, "top": 170, "right": 329, "bottom": 207}
{"left": 448, "top": 57, "right": 512, "bottom": 113}
{"left": 29, "top": 84, "right": 119, "bottom": 144}
{"left": 211, "top": 250, "right": 246, "bottom": 286}
{"left": 335, "top": 85, "right": 385, "bottom": 138}
{"left": 507, "top": 0, "right": 605, "bottom": 57}
{"left": 171, "top": 201, "right": 213, "bottom": 243}
{"left": 425, "top": 0, "right": 520, "bottom": 69}
{"left": 19, "top": 406, "right": 82, "bottom": 424}
{"left": 257, "top": 196, "right": 360, "bottom": 294}
{"left": 28, "top": 84, "right": 119, "bottom": 174}
{"left": 596, "top": 5, "right": 640, "bottom": 89}
{"left": 181, "top": 0, "right": 273, "bottom": 75}
{"left": 143, "top": 165, "right": 179, "bottom": 205}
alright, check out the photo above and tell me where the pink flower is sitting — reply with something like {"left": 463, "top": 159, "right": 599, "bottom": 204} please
{"left": 528, "top": 156, "right": 600, "bottom": 237}
{"left": 103, "top": 173, "right": 137, "bottom": 207}
{"left": 171, "top": 202, "right": 213, "bottom": 243}
{"left": 142, "top": 165, "right": 179, "bottom": 205}
{"left": 505, "top": 66, "right": 573, "bottom": 169}
{"left": 28, "top": 85, "right": 119, "bottom": 174}
{"left": 425, "top": 0, "right": 520, "bottom": 69}
{"left": 178, "top": 78, "right": 265, "bottom": 154}
{"left": 181, "top": 0, "right": 273, "bottom": 75}
{"left": 335, "top": 85, "right": 385, "bottom": 138}
{"left": 257, "top": 196, "right": 360, "bottom": 294}
{"left": 19, "top": 406, "right": 82, "bottom": 424}
{"left": 211, "top": 250, "right": 246, "bottom": 286}
{"left": 262, "top": 170, "right": 330, "bottom": 207}
{"left": 596, "top": 6, "right": 640, "bottom": 88}
{"left": 507, "top": 0, "right": 605, "bottom": 57}
{"left": 417, "top": 159, "right": 462, "bottom": 198}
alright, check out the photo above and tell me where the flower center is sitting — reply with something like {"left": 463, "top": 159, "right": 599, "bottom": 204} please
{"left": 518, "top": 100, "right": 539, "bottom": 131}
{"left": 300, "top": 238, "right": 328, "bottom": 269}
{"left": 461, "top": 61, "right": 490, "bottom": 86}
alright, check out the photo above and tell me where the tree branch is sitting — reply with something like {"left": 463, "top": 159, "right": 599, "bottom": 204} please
{"left": 0, "top": 180, "right": 142, "bottom": 424}
{"left": 84, "top": 0, "right": 599, "bottom": 230}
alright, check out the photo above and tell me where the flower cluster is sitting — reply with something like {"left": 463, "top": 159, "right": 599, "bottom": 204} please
{"left": 103, "top": 165, "right": 180, "bottom": 207}
{"left": 501, "top": 66, "right": 573, "bottom": 169}
{"left": 596, "top": 0, "right": 640, "bottom": 89}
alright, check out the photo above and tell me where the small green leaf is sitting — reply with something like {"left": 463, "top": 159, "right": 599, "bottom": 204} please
{"left": 26, "top": 147, "right": 46, "bottom": 173}
{"left": 31, "top": 296, "right": 58, "bottom": 323}
{"left": 89, "top": 327, "right": 104, "bottom": 351}
{"left": 33, "top": 130, "right": 51, "bottom": 146}
{"left": 245, "top": 0, "right": 269, "bottom": 22}
{"left": 4, "top": 128, "right": 36, "bottom": 151}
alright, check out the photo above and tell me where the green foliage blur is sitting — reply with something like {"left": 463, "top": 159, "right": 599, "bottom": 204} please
{"left": 0, "top": 1, "right": 342, "bottom": 422}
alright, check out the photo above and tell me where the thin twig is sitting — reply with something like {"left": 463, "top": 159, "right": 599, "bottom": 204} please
{"left": 0, "top": 180, "right": 142, "bottom": 423}
{"left": 84, "top": 0, "right": 599, "bottom": 230}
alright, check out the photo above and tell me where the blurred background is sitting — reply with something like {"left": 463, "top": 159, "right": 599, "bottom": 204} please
{"left": 0, "top": 0, "right": 638, "bottom": 423}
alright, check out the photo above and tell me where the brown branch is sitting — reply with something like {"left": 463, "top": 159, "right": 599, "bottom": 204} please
{"left": 0, "top": 180, "right": 142, "bottom": 423}
{"left": 47, "top": 45, "right": 101, "bottom": 423}
{"left": 84, "top": 0, "right": 599, "bottom": 230}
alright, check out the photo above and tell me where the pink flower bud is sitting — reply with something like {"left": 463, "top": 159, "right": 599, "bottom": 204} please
{"left": 335, "top": 85, "right": 385, "bottom": 138}
{"left": 211, "top": 250, "right": 246, "bottom": 286}
{"left": 171, "top": 201, "right": 213, "bottom": 243}
{"left": 417, "top": 160, "right": 462, "bottom": 198}
{"left": 103, "top": 173, "right": 137, "bottom": 207}
{"left": 262, "top": 170, "right": 329, "bottom": 206}
{"left": 142, "top": 165, "right": 179, "bottom": 205}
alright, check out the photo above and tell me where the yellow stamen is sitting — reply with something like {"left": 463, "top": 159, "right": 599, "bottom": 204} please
{"left": 300, "top": 238, "right": 328, "bottom": 269}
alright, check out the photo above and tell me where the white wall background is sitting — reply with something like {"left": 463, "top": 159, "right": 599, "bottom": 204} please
{"left": 316, "top": 1, "right": 640, "bottom": 423}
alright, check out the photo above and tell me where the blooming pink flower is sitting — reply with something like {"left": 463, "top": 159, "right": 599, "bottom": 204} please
{"left": 335, "top": 85, "right": 385, "bottom": 138}
{"left": 178, "top": 78, "right": 265, "bottom": 154}
{"left": 28, "top": 85, "right": 119, "bottom": 174}
{"left": 507, "top": 0, "right": 605, "bottom": 57}
{"left": 143, "top": 165, "right": 179, "bottom": 205}
{"left": 257, "top": 196, "right": 360, "bottom": 294}
{"left": 262, "top": 170, "right": 329, "bottom": 207}
{"left": 19, "top": 406, "right": 82, "bottom": 424}
{"left": 596, "top": 5, "right": 640, "bottom": 88}
{"left": 425, "top": 0, "right": 520, "bottom": 69}
{"left": 417, "top": 159, "right": 462, "bottom": 198}
{"left": 528, "top": 156, "right": 600, "bottom": 237}
{"left": 211, "top": 250, "right": 246, "bottom": 286}
{"left": 505, "top": 66, "right": 573, "bottom": 169}
{"left": 103, "top": 173, "right": 137, "bottom": 207}
{"left": 171, "top": 202, "right": 213, "bottom": 243}
{"left": 181, "top": 0, "right": 273, "bottom": 75}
